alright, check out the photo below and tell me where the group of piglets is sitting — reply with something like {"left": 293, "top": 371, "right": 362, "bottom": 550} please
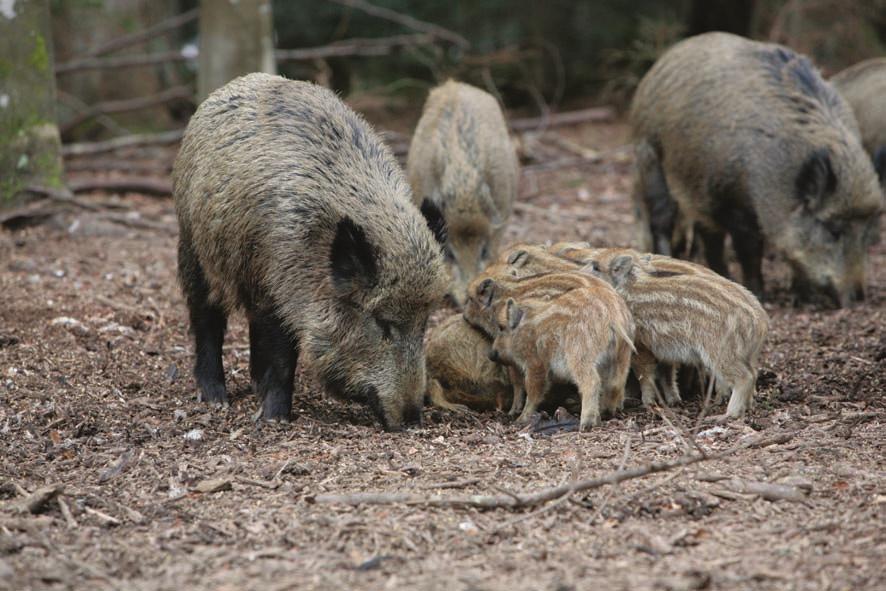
{"left": 427, "top": 242, "right": 768, "bottom": 431}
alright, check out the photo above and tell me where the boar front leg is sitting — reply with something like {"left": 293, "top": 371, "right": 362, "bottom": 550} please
{"left": 179, "top": 236, "right": 228, "bottom": 406}
{"left": 249, "top": 309, "right": 299, "bottom": 422}
{"left": 507, "top": 366, "right": 526, "bottom": 416}
{"left": 727, "top": 214, "right": 765, "bottom": 298}
{"left": 631, "top": 345, "right": 660, "bottom": 407}
{"left": 515, "top": 363, "right": 546, "bottom": 425}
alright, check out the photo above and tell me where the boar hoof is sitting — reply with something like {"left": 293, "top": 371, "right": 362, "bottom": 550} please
{"left": 197, "top": 382, "right": 228, "bottom": 406}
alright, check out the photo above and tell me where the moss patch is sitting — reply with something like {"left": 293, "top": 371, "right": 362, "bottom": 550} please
{"left": 29, "top": 33, "right": 49, "bottom": 74}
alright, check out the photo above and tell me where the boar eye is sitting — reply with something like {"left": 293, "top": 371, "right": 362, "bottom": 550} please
{"left": 480, "top": 244, "right": 490, "bottom": 261}
{"left": 443, "top": 245, "right": 456, "bottom": 263}
{"left": 375, "top": 317, "right": 394, "bottom": 340}
{"left": 823, "top": 221, "right": 844, "bottom": 241}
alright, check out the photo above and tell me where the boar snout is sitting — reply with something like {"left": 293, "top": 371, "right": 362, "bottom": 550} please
{"left": 363, "top": 384, "right": 423, "bottom": 432}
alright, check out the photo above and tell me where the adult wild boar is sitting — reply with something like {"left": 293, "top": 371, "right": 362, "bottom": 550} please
{"left": 832, "top": 58, "right": 886, "bottom": 188}
{"left": 631, "top": 32, "right": 882, "bottom": 306}
{"left": 407, "top": 80, "right": 518, "bottom": 306}
{"left": 173, "top": 74, "right": 447, "bottom": 430}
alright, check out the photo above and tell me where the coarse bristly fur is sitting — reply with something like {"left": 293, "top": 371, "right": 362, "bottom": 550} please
{"left": 631, "top": 32, "right": 882, "bottom": 307}
{"left": 832, "top": 58, "right": 886, "bottom": 189}
{"left": 173, "top": 73, "right": 447, "bottom": 430}
{"left": 425, "top": 314, "right": 511, "bottom": 413}
{"left": 407, "top": 80, "right": 518, "bottom": 306}
{"left": 489, "top": 281, "right": 635, "bottom": 431}
{"left": 589, "top": 251, "right": 769, "bottom": 419}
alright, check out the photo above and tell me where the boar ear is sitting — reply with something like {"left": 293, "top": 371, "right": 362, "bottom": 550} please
{"left": 506, "top": 298, "right": 524, "bottom": 330}
{"left": 796, "top": 148, "right": 837, "bottom": 209}
{"left": 331, "top": 217, "right": 378, "bottom": 291}
{"left": 506, "top": 250, "right": 528, "bottom": 267}
{"left": 478, "top": 183, "right": 502, "bottom": 227}
{"left": 420, "top": 198, "right": 448, "bottom": 245}
{"left": 476, "top": 278, "right": 496, "bottom": 307}
{"left": 609, "top": 255, "right": 634, "bottom": 283}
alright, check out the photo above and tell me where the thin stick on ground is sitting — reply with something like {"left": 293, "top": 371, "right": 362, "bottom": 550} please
{"left": 312, "top": 431, "right": 795, "bottom": 510}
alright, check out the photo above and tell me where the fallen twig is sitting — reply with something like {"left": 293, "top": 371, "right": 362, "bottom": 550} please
{"left": 723, "top": 479, "right": 810, "bottom": 503}
{"left": 63, "top": 130, "right": 184, "bottom": 157}
{"left": 57, "top": 496, "right": 78, "bottom": 529}
{"left": 68, "top": 177, "right": 173, "bottom": 196}
{"left": 313, "top": 431, "right": 795, "bottom": 510}
{"left": 13, "top": 484, "right": 65, "bottom": 514}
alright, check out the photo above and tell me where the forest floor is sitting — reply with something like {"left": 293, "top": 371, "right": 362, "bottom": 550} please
{"left": 1, "top": 114, "right": 884, "bottom": 591}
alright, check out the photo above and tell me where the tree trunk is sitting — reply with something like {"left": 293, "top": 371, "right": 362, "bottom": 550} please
{"left": 198, "top": 0, "right": 276, "bottom": 101}
{"left": 0, "top": 0, "right": 64, "bottom": 206}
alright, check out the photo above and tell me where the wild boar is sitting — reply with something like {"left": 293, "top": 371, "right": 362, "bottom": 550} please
{"left": 631, "top": 32, "right": 882, "bottom": 306}
{"left": 590, "top": 252, "right": 768, "bottom": 418}
{"left": 173, "top": 73, "right": 447, "bottom": 430}
{"left": 425, "top": 314, "right": 511, "bottom": 413}
{"left": 831, "top": 58, "right": 886, "bottom": 187}
{"left": 489, "top": 283, "right": 635, "bottom": 431}
{"left": 407, "top": 80, "right": 519, "bottom": 305}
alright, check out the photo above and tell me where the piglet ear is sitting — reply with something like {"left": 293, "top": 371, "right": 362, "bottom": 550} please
{"left": 331, "top": 217, "right": 378, "bottom": 291}
{"left": 420, "top": 198, "right": 448, "bottom": 245}
{"left": 476, "top": 278, "right": 496, "bottom": 307}
{"left": 609, "top": 255, "right": 634, "bottom": 284}
{"left": 506, "top": 298, "right": 524, "bottom": 330}
{"left": 507, "top": 250, "right": 529, "bottom": 267}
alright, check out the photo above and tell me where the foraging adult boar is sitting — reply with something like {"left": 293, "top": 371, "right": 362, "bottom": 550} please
{"left": 425, "top": 314, "right": 511, "bottom": 413}
{"left": 489, "top": 281, "right": 635, "bottom": 431}
{"left": 631, "top": 32, "right": 882, "bottom": 306}
{"left": 407, "top": 80, "right": 518, "bottom": 306}
{"left": 173, "top": 74, "right": 447, "bottom": 430}
{"left": 832, "top": 58, "right": 886, "bottom": 187}
{"left": 590, "top": 252, "right": 768, "bottom": 419}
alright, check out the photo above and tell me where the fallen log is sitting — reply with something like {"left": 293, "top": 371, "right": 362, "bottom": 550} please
{"left": 62, "top": 130, "right": 184, "bottom": 157}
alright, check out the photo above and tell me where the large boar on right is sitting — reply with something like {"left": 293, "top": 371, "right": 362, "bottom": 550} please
{"left": 631, "top": 32, "right": 882, "bottom": 306}
{"left": 407, "top": 80, "right": 518, "bottom": 306}
{"left": 831, "top": 58, "right": 886, "bottom": 188}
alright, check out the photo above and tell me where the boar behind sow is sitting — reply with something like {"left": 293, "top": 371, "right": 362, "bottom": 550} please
{"left": 631, "top": 32, "right": 882, "bottom": 306}
{"left": 831, "top": 58, "right": 886, "bottom": 188}
{"left": 407, "top": 80, "right": 518, "bottom": 305}
{"left": 173, "top": 74, "right": 447, "bottom": 430}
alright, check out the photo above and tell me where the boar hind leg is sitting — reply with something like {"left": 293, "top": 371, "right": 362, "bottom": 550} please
{"left": 574, "top": 365, "right": 603, "bottom": 431}
{"left": 698, "top": 226, "right": 728, "bottom": 278}
{"left": 249, "top": 309, "right": 299, "bottom": 422}
{"left": 178, "top": 237, "right": 228, "bottom": 406}
{"left": 635, "top": 139, "right": 676, "bottom": 255}
{"left": 426, "top": 379, "right": 470, "bottom": 413}
{"left": 602, "top": 343, "right": 632, "bottom": 415}
{"left": 724, "top": 364, "right": 756, "bottom": 419}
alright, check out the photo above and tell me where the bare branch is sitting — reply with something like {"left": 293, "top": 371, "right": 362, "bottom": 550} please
{"left": 277, "top": 33, "right": 435, "bottom": 61}
{"left": 312, "top": 431, "right": 795, "bottom": 510}
{"left": 327, "top": 0, "right": 469, "bottom": 49}
{"left": 83, "top": 8, "right": 198, "bottom": 58}
{"left": 61, "top": 86, "right": 193, "bottom": 134}
{"left": 56, "top": 50, "right": 192, "bottom": 75}
{"left": 68, "top": 177, "right": 173, "bottom": 197}
{"left": 509, "top": 107, "right": 615, "bottom": 133}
